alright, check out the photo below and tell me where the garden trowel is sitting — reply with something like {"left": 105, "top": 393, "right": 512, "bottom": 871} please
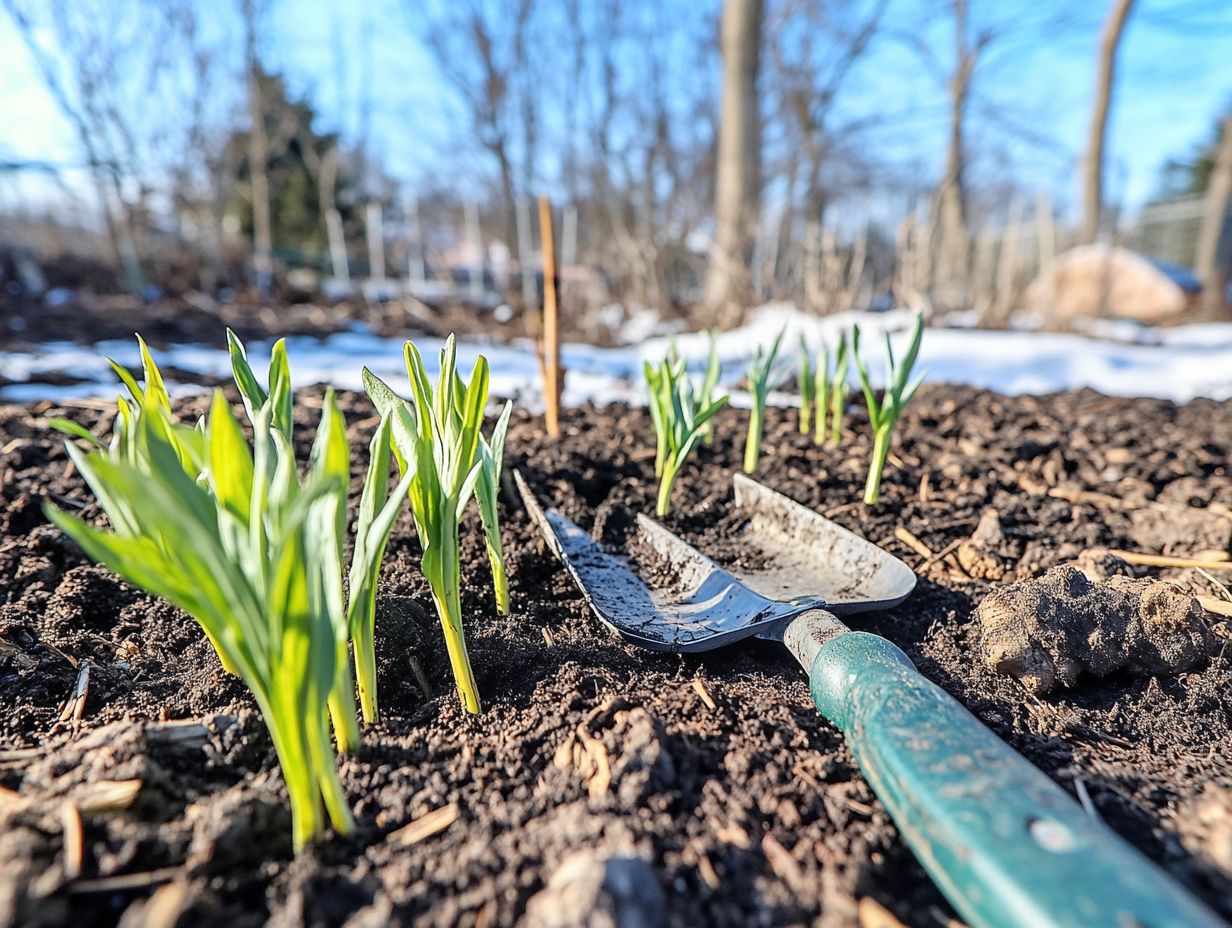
{"left": 513, "top": 470, "right": 1224, "bottom": 928}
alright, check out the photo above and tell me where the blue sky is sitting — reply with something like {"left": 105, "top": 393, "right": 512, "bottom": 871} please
{"left": 0, "top": 0, "right": 1229, "bottom": 219}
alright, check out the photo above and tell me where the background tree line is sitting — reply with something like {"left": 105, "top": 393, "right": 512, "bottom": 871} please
{"left": 1, "top": 0, "right": 1230, "bottom": 321}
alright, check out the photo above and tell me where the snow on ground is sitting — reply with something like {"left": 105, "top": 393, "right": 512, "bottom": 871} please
{"left": 3, "top": 304, "right": 1232, "bottom": 407}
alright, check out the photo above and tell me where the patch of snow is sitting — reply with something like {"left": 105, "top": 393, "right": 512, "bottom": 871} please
{"left": 3, "top": 303, "right": 1232, "bottom": 407}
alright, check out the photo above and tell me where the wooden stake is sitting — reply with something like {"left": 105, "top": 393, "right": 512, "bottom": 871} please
{"left": 538, "top": 195, "right": 561, "bottom": 437}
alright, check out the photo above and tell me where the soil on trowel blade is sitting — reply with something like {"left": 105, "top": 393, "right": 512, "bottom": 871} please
{"left": 0, "top": 384, "right": 1229, "bottom": 927}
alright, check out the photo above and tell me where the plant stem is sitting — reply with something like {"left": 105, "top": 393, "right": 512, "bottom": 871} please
{"left": 487, "top": 542, "right": 510, "bottom": 615}
{"left": 308, "top": 707, "right": 354, "bottom": 837}
{"left": 828, "top": 389, "right": 845, "bottom": 447}
{"left": 656, "top": 463, "right": 678, "bottom": 517}
{"left": 203, "top": 629, "right": 241, "bottom": 675}
{"left": 434, "top": 522, "right": 482, "bottom": 714}
{"left": 864, "top": 425, "right": 892, "bottom": 504}
{"left": 260, "top": 686, "right": 352, "bottom": 853}
{"left": 437, "top": 588, "right": 481, "bottom": 713}
{"left": 353, "top": 623, "right": 378, "bottom": 725}
{"left": 744, "top": 404, "right": 763, "bottom": 474}
{"left": 328, "top": 644, "right": 361, "bottom": 752}
{"left": 799, "top": 400, "right": 810, "bottom": 435}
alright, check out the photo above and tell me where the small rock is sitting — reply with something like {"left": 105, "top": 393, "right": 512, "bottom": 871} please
{"left": 524, "top": 851, "right": 666, "bottom": 928}
{"left": 976, "top": 564, "right": 1213, "bottom": 694}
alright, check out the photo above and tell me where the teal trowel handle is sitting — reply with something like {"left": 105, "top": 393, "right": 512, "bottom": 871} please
{"left": 803, "top": 629, "right": 1224, "bottom": 928}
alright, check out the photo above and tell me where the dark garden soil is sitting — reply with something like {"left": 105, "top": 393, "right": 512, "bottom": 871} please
{"left": 1, "top": 385, "right": 1231, "bottom": 927}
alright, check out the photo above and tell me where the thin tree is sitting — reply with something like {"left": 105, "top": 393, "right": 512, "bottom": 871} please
{"left": 420, "top": 0, "right": 539, "bottom": 254}
{"left": 241, "top": 0, "right": 274, "bottom": 294}
{"left": 1196, "top": 113, "right": 1232, "bottom": 314}
{"left": 765, "top": 0, "right": 888, "bottom": 304}
{"left": 1081, "top": 0, "right": 1136, "bottom": 245}
{"left": 705, "top": 0, "right": 764, "bottom": 324}
{"left": 930, "top": 0, "right": 985, "bottom": 308}
{"left": 2, "top": 0, "right": 153, "bottom": 294}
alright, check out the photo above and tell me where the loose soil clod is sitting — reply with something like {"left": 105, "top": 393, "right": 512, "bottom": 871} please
{"left": 977, "top": 564, "right": 1214, "bottom": 694}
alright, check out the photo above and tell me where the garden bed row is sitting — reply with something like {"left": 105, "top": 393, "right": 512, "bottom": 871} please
{"left": 0, "top": 385, "right": 1230, "bottom": 926}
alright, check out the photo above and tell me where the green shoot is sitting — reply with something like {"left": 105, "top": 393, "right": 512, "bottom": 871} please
{"left": 474, "top": 401, "right": 514, "bottom": 614}
{"left": 742, "top": 327, "right": 785, "bottom": 474}
{"left": 364, "top": 336, "right": 489, "bottom": 714}
{"left": 827, "top": 332, "right": 851, "bottom": 448}
{"left": 853, "top": 314, "right": 926, "bottom": 505}
{"left": 49, "top": 378, "right": 349, "bottom": 852}
{"left": 797, "top": 336, "right": 815, "bottom": 436}
{"left": 700, "top": 331, "right": 721, "bottom": 446}
{"left": 366, "top": 359, "right": 515, "bottom": 622}
{"left": 227, "top": 332, "right": 410, "bottom": 746}
{"left": 347, "top": 414, "right": 413, "bottom": 724}
{"left": 228, "top": 328, "right": 293, "bottom": 437}
{"left": 48, "top": 335, "right": 410, "bottom": 850}
{"left": 643, "top": 355, "right": 728, "bottom": 517}
{"left": 646, "top": 361, "right": 670, "bottom": 480}
{"left": 812, "top": 340, "right": 830, "bottom": 445}
{"left": 307, "top": 389, "right": 361, "bottom": 753}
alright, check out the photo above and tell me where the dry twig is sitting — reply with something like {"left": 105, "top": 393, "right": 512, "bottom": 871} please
{"left": 691, "top": 678, "right": 717, "bottom": 711}
{"left": 61, "top": 802, "right": 84, "bottom": 880}
{"left": 59, "top": 659, "right": 91, "bottom": 723}
{"left": 894, "top": 526, "right": 935, "bottom": 560}
{"left": 858, "top": 897, "right": 909, "bottom": 928}
{"left": 387, "top": 803, "right": 459, "bottom": 847}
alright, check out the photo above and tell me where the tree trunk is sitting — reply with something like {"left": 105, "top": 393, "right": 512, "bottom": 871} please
{"left": 705, "top": 0, "right": 763, "bottom": 325}
{"left": 934, "top": 0, "right": 972, "bottom": 309}
{"left": 316, "top": 146, "right": 349, "bottom": 281}
{"left": 1196, "top": 114, "right": 1232, "bottom": 314}
{"left": 366, "top": 201, "right": 386, "bottom": 281}
{"left": 243, "top": 0, "right": 273, "bottom": 295}
{"left": 1081, "top": 0, "right": 1136, "bottom": 245}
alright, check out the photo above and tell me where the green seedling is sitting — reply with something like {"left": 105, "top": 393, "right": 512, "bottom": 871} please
{"left": 50, "top": 397, "right": 353, "bottom": 852}
{"left": 49, "top": 336, "right": 409, "bottom": 850}
{"left": 700, "top": 331, "right": 721, "bottom": 446}
{"left": 364, "top": 336, "right": 490, "bottom": 714}
{"left": 366, "top": 356, "right": 515, "bottom": 621}
{"left": 346, "top": 414, "right": 412, "bottom": 724}
{"left": 812, "top": 339, "right": 830, "bottom": 445}
{"left": 226, "top": 333, "right": 408, "bottom": 749}
{"left": 798, "top": 336, "right": 815, "bottom": 436}
{"left": 474, "top": 400, "right": 514, "bottom": 614}
{"left": 853, "top": 314, "right": 926, "bottom": 505}
{"left": 742, "top": 327, "right": 785, "bottom": 474}
{"left": 644, "top": 354, "right": 728, "bottom": 517}
{"left": 826, "top": 331, "right": 852, "bottom": 447}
